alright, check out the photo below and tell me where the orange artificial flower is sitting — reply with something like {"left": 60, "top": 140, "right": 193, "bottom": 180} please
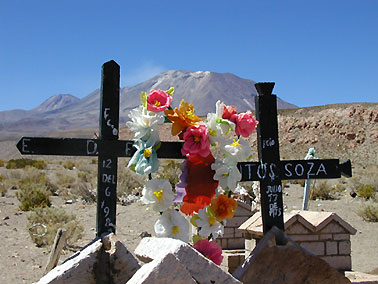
{"left": 164, "top": 99, "right": 201, "bottom": 136}
{"left": 209, "top": 194, "right": 237, "bottom": 222}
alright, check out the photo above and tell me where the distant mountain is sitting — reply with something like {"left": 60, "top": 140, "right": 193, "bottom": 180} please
{"left": 0, "top": 94, "right": 79, "bottom": 122}
{"left": 0, "top": 70, "right": 297, "bottom": 139}
{"left": 32, "top": 94, "right": 80, "bottom": 113}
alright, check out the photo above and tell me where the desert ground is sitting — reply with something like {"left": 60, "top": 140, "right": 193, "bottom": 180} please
{"left": 0, "top": 103, "right": 377, "bottom": 283}
{"left": 0, "top": 176, "right": 378, "bottom": 283}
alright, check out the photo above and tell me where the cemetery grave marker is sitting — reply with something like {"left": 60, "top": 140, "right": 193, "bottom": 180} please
{"left": 17, "top": 60, "right": 183, "bottom": 237}
{"left": 237, "top": 82, "right": 352, "bottom": 238}
{"left": 17, "top": 61, "right": 352, "bottom": 241}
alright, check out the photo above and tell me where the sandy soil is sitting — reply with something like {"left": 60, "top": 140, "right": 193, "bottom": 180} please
{"left": 0, "top": 182, "right": 377, "bottom": 283}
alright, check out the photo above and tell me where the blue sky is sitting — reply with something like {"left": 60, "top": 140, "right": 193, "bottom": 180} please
{"left": 0, "top": 0, "right": 377, "bottom": 111}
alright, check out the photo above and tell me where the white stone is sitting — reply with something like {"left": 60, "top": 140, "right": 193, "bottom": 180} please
{"left": 36, "top": 238, "right": 102, "bottom": 284}
{"left": 127, "top": 253, "right": 195, "bottom": 284}
{"left": 135, "top": 237, "right": 242, "bottom": 284}
{"left": 36, "top": 233, "right": 140, "bottom": 284}
{"left": 103, "top": 234, "right": 141, "bottom": 283}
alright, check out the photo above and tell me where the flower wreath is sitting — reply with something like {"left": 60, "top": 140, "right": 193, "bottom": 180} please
{"left": 127, "top": 87, "right": 258, "bottom": 265}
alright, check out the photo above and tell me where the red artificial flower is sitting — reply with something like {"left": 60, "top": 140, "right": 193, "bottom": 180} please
{"left": 180, "top": 154, "right": 218, "bottom": 215}
{"left": 222, "top": 105, "right": 237, "bottom": 120}
{"left": 182, "top": 125, "right": 211, "bottom": 158}
{"left": 232, "top": 111, "right": 258, "bottom": 138}
{"left": 193, "top": 239, "right": 223, "bottom": 265}
{"left": 146, "top": 89, "right": 173, "bottom": 112}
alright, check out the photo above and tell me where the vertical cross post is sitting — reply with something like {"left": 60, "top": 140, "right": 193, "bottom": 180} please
{"left": 97, "top": 60, "right": 120, "bottom": 236}
{"left": 255, "top": 82, "right": 285, "bottom": 234}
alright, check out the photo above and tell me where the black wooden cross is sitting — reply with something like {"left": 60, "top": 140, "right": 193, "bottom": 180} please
{"left": 237, "top": 82, "right": 352, "bottom": 237}
{"left": 16, "top": 60, "right": 183, "bottom": 237}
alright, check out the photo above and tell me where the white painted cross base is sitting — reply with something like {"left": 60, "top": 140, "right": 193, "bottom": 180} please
{"left": 127, "top": 253, "right": 196, "bottom": 284}
{"left": 36, "top": 233, "right": 140, "bottom": 284}
{"left": 135, "top": 237, "right": 242, "bottom": 284}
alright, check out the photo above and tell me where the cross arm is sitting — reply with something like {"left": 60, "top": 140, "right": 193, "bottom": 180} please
{"left": 238, "top": 159, "right": 352, "bottom": 181}
{"left": 16, "top": 137, "right": 184, "bottom": 159}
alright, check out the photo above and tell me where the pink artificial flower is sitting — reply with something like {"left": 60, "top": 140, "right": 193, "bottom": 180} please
{"left": 181, "top": 125, "right": 211, "bottom": 158}
{"left": 146, "top": 89, "right": 173, "bottom": 112}
{"left": 233, "top": 111, "right": 258, "bottom": 137}
{"left": 222, "top": 105, "right": 237, "bottom": 120}
{"left": 193, "top": 239, "right": 223, "bottom": 265}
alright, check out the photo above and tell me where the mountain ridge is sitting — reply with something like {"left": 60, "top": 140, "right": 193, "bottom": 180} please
{"left": 0, "top": 70, "right": 297, "bottom": 138}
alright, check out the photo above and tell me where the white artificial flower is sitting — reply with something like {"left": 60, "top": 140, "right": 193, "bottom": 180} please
{"left": 211, "top": 159, "right": 241, "bottom": 192}
{"left": 196, "top": 208, "right": 224, "bottom": 239}
{"left": 141, "top": 179, "right": 174, "bottom": 212}
{"left": 221, "top": 138, "right": 252, "bottom": 164}
{"left": 154, "top": 209, "right": 190, "bottom": 242}
{"left": 126, "top": 106, "right": 164, "bottom": 146}
{"left": 205, "top": 101, "right": 235, "bottom": 144}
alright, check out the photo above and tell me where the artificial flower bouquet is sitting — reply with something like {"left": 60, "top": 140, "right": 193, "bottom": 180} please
{"left": 127, "top": 87, "right": 258, "bottom": 265}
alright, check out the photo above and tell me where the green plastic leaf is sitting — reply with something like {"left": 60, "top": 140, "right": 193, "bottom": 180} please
{"left": 166, "top": 87, "right": 175, "bottom": 96}
{"left": 153, "top": 141, "right": 162, "bottom": 152}
{"left": 164, "top": 116, "right": 172, "bottom": 123}
{"left": 129, "top": 164, "right": 136, "bottom": 173}
{"left": 192, "top": 234, "right": 205, "bottom": 245}
{"left": 140, "top": 92, "right": 147, "bottom": 109}
{"left": 206, "top": 206, "right": 216, "bottom": 217}
{"left": 190, "top": 214, "right": 200, "bottom": 227}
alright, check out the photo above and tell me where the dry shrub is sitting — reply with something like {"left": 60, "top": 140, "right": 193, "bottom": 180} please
{"left": 17, "top": 183, "right": 52, "bottom": 211}
{"left": 290, "top": 179, "right": 306, "bottom": 187}
{"left": 6, "top": 169, "right": 23, "bottom": 179}
{"left": 63, "top": 161, "right": 75, "bottom": 170}
{"left": 16, "top": 169, "right": 57, "bottom": 211}
{"left": 77, "top": 171, "right": 90, "bottom": 182}
{"left": 76, "top": 162, "right": 97, "bottom": 187}
{"left": 77, "top": 171, "right": 96, "bottom": 185}
{"left": 6, "top": 158, "right": 46, "bottom": 169}
{"left": 0, "top": 159, "right": 4, "bottom": 167}
{"left": 357, "top": 184, "right": 376, "bottom": 199}
{"left": 0, "top": 175, "right": 20, "bottom": 196}
{"left": 70, "top": 182, "right": 96, "bottom": 203}
{"left": 332, "top": 183, "right": 346, "bottom": 193}
{"left": 310, "top": 181, "right": 336, "bottom": 200}
{"left": 357, "top": 202, "right": 378, "bottom": 222}
{"left": 156, "top": 159, "right": 182, "bottom": 188}
{"left": 117, "top": 166, "right": 144, "bottom": 198}
{"left": 27, "top": 207, "right": 83, "bottom": 247}
{"left": 76, "top": 160, "right": 96, "bottom": 173}
{"left": 55, "top": 172, "right": 76, "bottom": 185}
{"left": 19, "top": 168, "right": 58, "bottom": 193}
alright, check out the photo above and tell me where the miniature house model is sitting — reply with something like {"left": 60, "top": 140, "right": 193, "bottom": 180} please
{"left": 217, "top": 200, "right": 256, "bottom": 250}
{"left": 217, "top": 200, "right": 256, "bottom": 273}
{"left": 239, "top": 210, "right": 357, "bottom": 271}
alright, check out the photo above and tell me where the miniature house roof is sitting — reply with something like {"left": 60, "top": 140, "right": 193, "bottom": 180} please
{"left": 236, "top": 200, "right": 253, "bottom": 212}
{"left": 239, "top": 210, "right": 357, "bottom": 237}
